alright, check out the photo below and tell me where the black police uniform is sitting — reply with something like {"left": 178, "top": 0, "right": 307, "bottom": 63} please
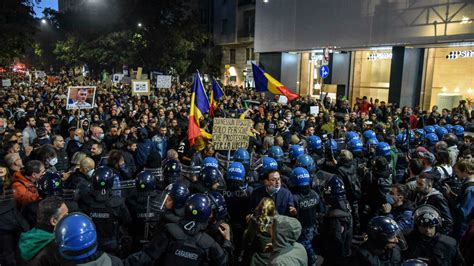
{"left": 79, "top": 190, "right": 132, "bottom": 255}
{"left": 405, "top": 230, "right": 465, "bottom": 266}
{"left": 315, "top": 201, "right": 353, "bottom": 265}
{"left": 126, "top": 189, "right": 161, "bottom": 252}
{"left": 351, "top": 242, "right": 403, "bottom": 266}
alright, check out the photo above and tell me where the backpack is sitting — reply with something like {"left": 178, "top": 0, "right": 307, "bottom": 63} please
{"left": 163, "top": 223, "right": 206, "bottom": 266}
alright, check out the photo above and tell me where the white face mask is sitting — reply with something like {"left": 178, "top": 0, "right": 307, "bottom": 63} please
{"left": 48, "top": 157, "right": 58, "bottom": 166}
{"left": 87, "top": 169, "right": 94, "bottom": 177}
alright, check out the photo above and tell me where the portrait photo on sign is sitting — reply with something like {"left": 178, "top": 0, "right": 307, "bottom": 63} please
{"left": 132, "top": 80, "right": 150, "bottom": 95}
{"left": 66, "top": 86, "right": 96, "bottom": 110}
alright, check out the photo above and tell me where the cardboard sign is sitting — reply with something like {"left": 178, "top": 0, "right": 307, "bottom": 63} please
{"left": 132, "top": 79, "right": 150, "bottom": 95}
{"left": 278, "top": 95, "right": 288, "bottom": 104}
{"left": 66, "top": 86, "right": 96, "bottom": 110}
{"left": 212, "top": 118, "right": 253, "bottom": 150}
{"left": 156, "top": 75, "right": 172, "bottom": 88}
{"left": 1, "top": 79, "right": 11, "bottom": 87}
{"left": 310, "top": 106, "right": 319, "bottom": 115}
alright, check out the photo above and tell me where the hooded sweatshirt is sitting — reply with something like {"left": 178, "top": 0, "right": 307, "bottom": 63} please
{"left": 19, "top": 226, "right": 54, "bottom": 260}
{"left": 269, "top": 215, "right": 307, "bottom": 266}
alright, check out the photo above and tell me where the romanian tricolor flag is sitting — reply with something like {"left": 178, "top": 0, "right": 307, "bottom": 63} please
{"left": 188, "top": 72, "right": 210, "bottom": 146}
{"left": 209, "top": 78, "right": 224, "bottom": 118}
{"left": 252, "top": 63, "right": 299, "bottom": 102}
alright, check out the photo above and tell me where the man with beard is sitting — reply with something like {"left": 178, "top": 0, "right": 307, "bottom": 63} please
{"left": 22, "top": 114, "right": 37, "bottom": 148}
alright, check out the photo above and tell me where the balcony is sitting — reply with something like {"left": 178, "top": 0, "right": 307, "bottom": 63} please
{"left": 237, "top": 29, "right": 254, "bottom": 43}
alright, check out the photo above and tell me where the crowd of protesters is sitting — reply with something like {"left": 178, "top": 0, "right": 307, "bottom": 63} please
{"left": 0, "top": 70, "right": 473, "bottom": 266}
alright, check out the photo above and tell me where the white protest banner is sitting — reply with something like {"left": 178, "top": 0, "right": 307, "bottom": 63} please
{"left": 132, "top": 79, "right": 150, "bottom": 95}
{"left": 112, "top": 74, "right": 124, "bottom": 83}
{"left": 212, "top": 118, "right": 253, "bottom": 150}
{"left": 66, "top": 86, "right": 96, "bottom": 110}
{"left": 2, "top": 79, "right": 11, "bottom": 87}
{"left": 156, "top": 75, "right": 172, "bottom": 89}
{"left": 310, "top": 106, "right": 319, "bottom": 115}
{"left": 34, "top": 71, "right": 46, "bottom": 79}
{"left": 278, "top": 95, "right": 288, "bottom": 104}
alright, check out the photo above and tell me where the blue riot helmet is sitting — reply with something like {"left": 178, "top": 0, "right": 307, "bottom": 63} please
{"left": 208, "top": 191, "right": 228, "bottom": 221}
{"left": 323, "top": 175, "right": 346, "bottom": 202}
{"left": 414, "top": 129, "right": 426, "bottom": 144}
{"left": 376, "top": 142, "right": 391, "bottom": 157}
{"left": 325, "top": 139, "right": 338, "bottom": 156}
{"left": 234, "top": 148, "right": 250, "bottom": 166}
{"left": 135, "top": 170, "right": 156, "bottom": 192}
{"left": 368, "top": 216, "right": 407, "bottom": 250}
{"left": 289, "top": 145, "right": 305, "bottom": 161}
{"left": 185, "top": 193, "right": 212, "bottom": 223}
{"left": 201, "top": 166, "right": 223, "bottom": 189}
{"left": 435, "top": 127, "right": 448, "bottom": 139}
{"left": 160, "top": 181, "right": 190, "bottom": 210}
{"left": 163, "top": 159, "right": 181, "bottom": 184}
{"left": 347, "top": 138, "right": 364, "bottom": 153}
{"left": 423, "top": 125, "right": 435, "bottom": 134}
{"left": 227, "top": 162, "right": 246, "bottom": 182}
{"left": 444, "top": 124, "right": 453, "bottom": 133}
{"left": 39, "top": 171, "right": 63, "bottom": 197}
{"left": 291, "top": 167, "right": 311, "bottom": 188}
{"left": 261, "top": 157, "right": 279, "bottom": 174}
{"left": 55, "top": 213, "right": 98, "bottom": 261}
{"left": 203, "top": 157, "right": 219, "bottom": 169}
{"left": 363, "top": 130, "right": 376, "bottom": 141}
{"left": 307, "top": 135, "right": 322, "bottom": 152}
{"left": 433, "top": 124, "right": 441, "bottom": 130}
{"left": 92, "top": 166, "right": 115, "bottom": 190}
{"left": 453, "top": 125, "right": 464, "bottom": 138}
{"left": 425, "top": 133, "right": 439, "bottom": 146}
{"left": 268, "top": 146, "right": 285, "bottom": 162}
{"left": 345, "top": 131, "right": 359, "bottom": 142}
{"left": 295, "top": 154, "right": 316, "bottom": 173}
{"left": 396, "top": 133, "right": 408, "bottom": 147}
{"left": 366, "top": 138, "right": 379, "bottom": 146}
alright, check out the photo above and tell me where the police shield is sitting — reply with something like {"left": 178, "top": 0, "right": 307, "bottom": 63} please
{"left": 143, "top": 167, "right": 164, "bottom": 189}
{"left": 215, "top": 152, "right": 232, "bottom": 172}
{"left": 181, "top": 164, "right": 201, "bottom": 181}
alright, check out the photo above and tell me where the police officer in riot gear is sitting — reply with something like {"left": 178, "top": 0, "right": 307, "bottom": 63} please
{"left": 157, "top": 181, "right": 190, "bottom": 225}
{"left": 352, "top": 216, "right": 405, "bottom": 265}
{"left": 223, "top": 161, "right": 252, "bottom": 264}
{"left": 78, "top": 166, "right": 132, "bottom": 255}
{"left": 405, "top": 205, "right": 465, "bottom": 265}
{"left": 290, "top": 167, "right": 321, "bottom": 266}
{"left": 162, "top": 159, "right": 182, "bottom": 185}
{"left": 315, "top": 174, "right": 353, "bottom": 265}
{"left": 37, "top": 171, "right": 79, "bottom": 212}
{"left": 143, "top": 193, "right": 233, "bottom": 265}
{"left": 126, "top": 170, "right": 161, "bottom": 252}
{"left": 206, "top": 191, "right": 232, "bottom": 250}
{"left": 307, "top": 135, "right": 325, "bottom": 166}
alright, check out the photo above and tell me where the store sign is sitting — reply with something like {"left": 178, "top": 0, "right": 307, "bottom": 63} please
{"left": 446, "top": 50, "right": 474, "bottom": 60}
{"left": 367, "top": 53, "right": 392, "bottom": 61}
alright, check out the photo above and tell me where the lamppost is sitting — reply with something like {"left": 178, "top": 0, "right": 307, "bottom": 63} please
{"left": 242, "top": 69, "right": 248, "bottom": 89}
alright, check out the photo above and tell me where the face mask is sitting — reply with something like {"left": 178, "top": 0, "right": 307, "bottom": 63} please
{"left": 266, "top": 185, "right": 281, "bottom": 196}
{"left": 48, "top": 157, "right": 58, "bottom": 166}
{"left": 99, "top": 133, "right": 105, "bottom": 141}
{"left": 87, "top": 169, "right": 94, "bottom": 178}
{"left": 74, "top": 136, "right": 81, "bottom": 142}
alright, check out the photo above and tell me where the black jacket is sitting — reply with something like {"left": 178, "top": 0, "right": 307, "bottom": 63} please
{"left": 336, "top": 160, "right": 362, "bottom": 202}
{"left": 405, "top": 230, "right": 465, "bottom": 266}
{"left": 54, "top": 147, "right": 69, "bottom": 173}
{"left": 0, "top": 197, "right": 29, "bottom": 265}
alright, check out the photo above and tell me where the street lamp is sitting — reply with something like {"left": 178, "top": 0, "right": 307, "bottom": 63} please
{"left": 41, "top": 19, "right": 47, "bottom": 25}
{"left": 137, "top": 23, "right": 143, "bottom": 28}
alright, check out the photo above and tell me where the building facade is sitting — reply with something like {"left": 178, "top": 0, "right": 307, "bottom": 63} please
{"left": 213, "top": 0, "right": 258, "bottom": 86}
{"left": 255, "top": 0, "right": 474, "bottom": 110}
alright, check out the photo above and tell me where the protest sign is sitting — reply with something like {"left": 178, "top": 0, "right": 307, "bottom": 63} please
{"left": 66, "top": 86, "right": 96, "bottom": 110}
{"left": 212, "top": 118, "right": 253, "bottom": 150}
{"left": 278, "top": 95, "right": 288, "bottom": 104}
{"left": 2, "top": 79, "right": 11, "bottom": 87}
{"left": 156, "top": 75, "right": 172, "bottom": 89}
{"left": 132, "top": 79, "right": 150, "bottom": 95}
{"left": 310, "top": 106, "right": 319, "bottom": 115}
{"left": 112, "top": 74, "right": 124, "bottom": 83}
